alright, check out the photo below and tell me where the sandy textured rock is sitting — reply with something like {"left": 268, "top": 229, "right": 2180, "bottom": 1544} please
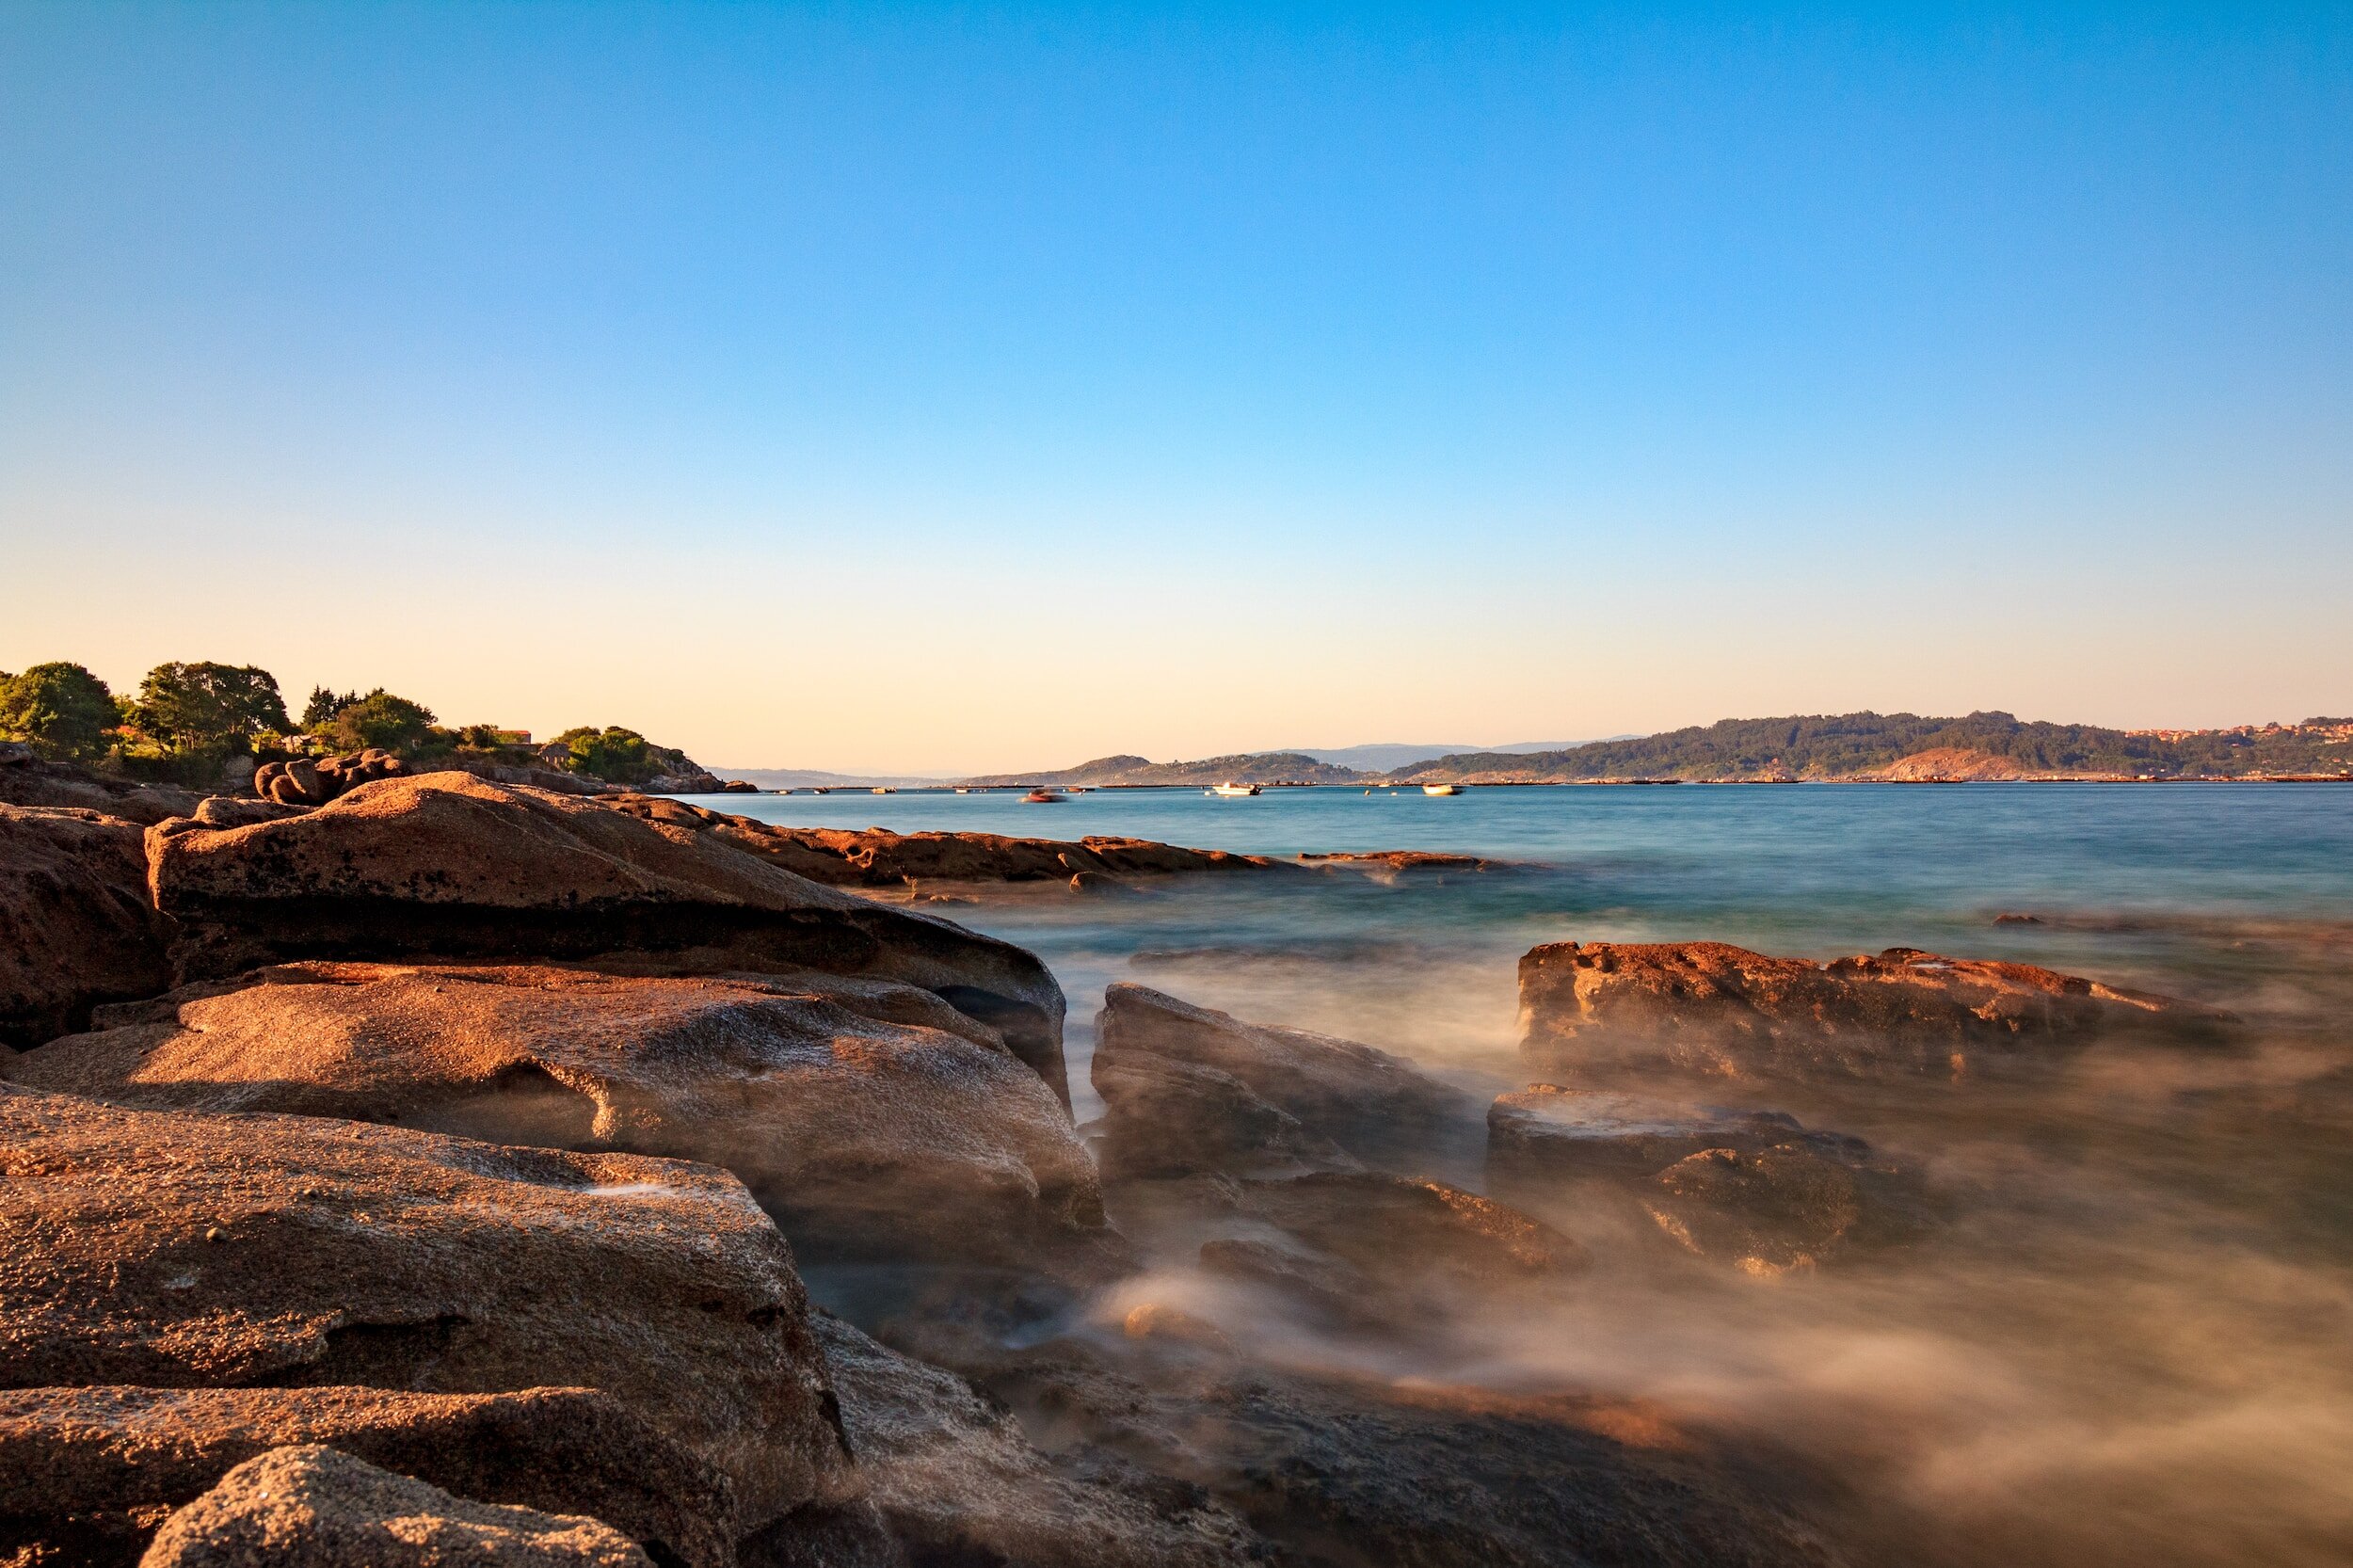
{"left": 1519, "top": 940, "right": 2227, "bottom": 1083}
{"left": 600, "top": 798, "right": 1292, "bottom": 888}
{"left": 137, "top": 1445, "right": 651, "bottom": 1566}
{"left": 0, "top": 1384, "right": 732, "bottom": 1568}
{"left": 14, "top": 963, "right": 1114, "bottom": 1274}
{"left": 144, "top": 772, "right": 1071, "bottom": 1106}
{"left": 0, "top": 805, "right": 170, "bottom": 1048}
{"left": 814, "top": 1314, "right": 1264, "bottom": 1568}
{"left": 0, "top": 1085, "right": 847, "bottom": 1530}
{"left": 1095, "top": 984, "right": 1478, "bottom": 1172}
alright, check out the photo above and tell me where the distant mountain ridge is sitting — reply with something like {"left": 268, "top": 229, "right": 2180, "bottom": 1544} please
{"left": 1387, "top": 712, "right": 2353, "bottom": 783}
{"left": 960, "top": 752, "right": 1368, "bottom": 787}
{"left": 952, "top": 712, "right": 2352, "bottom": 788}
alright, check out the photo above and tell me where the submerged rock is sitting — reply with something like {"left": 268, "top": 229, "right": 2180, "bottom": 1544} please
{"left": 1488, "top": 1085, "right": 1857, "bottom": 1182}
{"left": 138, "top": 1445, "right": 652, "bottom": 1567}
{"left": 814, "top": 1313, "right": 1265, "bottom": 1568}
{"left": 1645, "top": 1143, "right": 1940, "bottom": 1277}
{"left": 1519, "top": 939, "right": 2227, "bottom": 1083}
{"left": 0, "top": 805, "right": 170, "bottom": 1048}
{"left": 0, "top": 1384, "right": 733, "bottom": 1568}
{"left": 143, "top": 771, "right": 1072, "bottom": 1106}
{"left": 1095, "top": 984, "right": 1480, "bottom": 1173}
{"left": 12, "top": 962, "right": 1115, "bottom": 1275}
{"left": 0, "top": 1085, "right": 848, "bottom": 1532}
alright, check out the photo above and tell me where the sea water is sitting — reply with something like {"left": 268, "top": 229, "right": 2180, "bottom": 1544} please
{"left": 696, "top": 782, "right": 2353, "bottom": 1567}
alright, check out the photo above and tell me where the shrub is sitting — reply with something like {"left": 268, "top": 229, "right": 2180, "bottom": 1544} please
{"left": 556, "top": 725, "right": 658, "bottom": 784}
{"left": 0, "top": 662, "right": 120, "bottom": 761}
{"left": 328, "top": 690, "right": 440, "bottom": 753}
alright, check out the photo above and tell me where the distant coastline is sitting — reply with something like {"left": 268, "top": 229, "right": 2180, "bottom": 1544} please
{"left": 940, "top": 711, "right": 2353, "bottom": 790}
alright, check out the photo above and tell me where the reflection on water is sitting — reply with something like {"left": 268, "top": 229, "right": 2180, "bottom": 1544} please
{"left": 704, "top": 783, "right": 2353, "bottom": 1566}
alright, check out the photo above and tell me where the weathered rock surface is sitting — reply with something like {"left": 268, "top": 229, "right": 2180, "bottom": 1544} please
{"left": 138, "top": 1445, "right": 652, "bottom": 1567}
{"left": 1488, "top": 1085, "right": 1851, "bottom": 1181}
{"left": 143, "top": 772, "right": 1072, "bottom": 1106}
{"left": 600, "top": 796, "right": 1292, "bottom": 888}
{"left": 0, "top": 805, "right": 170, "bottom": 1048}
{"left": 0, "top": 1085, "right": 848, "bottom": 1530}
{"left": 1519, "top": 940, "right": 2227, "bottom": 1082}
{"left": 814, "top": 1313, "right": 1265, "bottom": 1568}
{"left": 1095, "top": 984, "right": 1479, "bottom": 1173}
{"left": 1090, "top": 1051, "right": 1359, "bottom": 1180}
{"left": 13, "top": 963, "right": 1114, "bottom": 1274}
{"left": 0, "top": 1384, "right": 733, "bottom": 1568}
{"left": 0, "top": 755, "right": 204, "bottom": 826}
{"left": 1644, "top": 1143, "right": 1939, "bottom": 1277}
{"left": 876, "top": 1327, "right": 1847, "bottom": 1568}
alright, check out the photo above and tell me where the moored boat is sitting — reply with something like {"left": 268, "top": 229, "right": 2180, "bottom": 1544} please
{"left": 1422, "top": 783, "right": 1463, "bottom": 796}
{"left": 1210, "top": 782, "right": 1263, "bottom": 797}
{"left": 1023, "top": 788, "right": 1065, "bottom": 803}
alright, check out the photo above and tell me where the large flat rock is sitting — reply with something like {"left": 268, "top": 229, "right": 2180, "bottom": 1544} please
{"left": 0, "top": 806, "right": 170, "bottom": 1048}
{"left": 0, "top": 1384, "right": 733, "bottom": 1568}
{"left": 12, "top": 962, "right": 1116, "bottom": 1276}
{"left": 143, "top": 772, "right": 1071, "bottom": 1106}
{"left": 0, "top": 1084, "right": 847, "bottom": 1532}
{"left": 1519, "top": 940, "right": 2225, "bottom": 1082}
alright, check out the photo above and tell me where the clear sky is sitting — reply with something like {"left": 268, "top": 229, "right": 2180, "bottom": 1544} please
{"left": 4, "top": 4, "right": 2349, "bottom": 773}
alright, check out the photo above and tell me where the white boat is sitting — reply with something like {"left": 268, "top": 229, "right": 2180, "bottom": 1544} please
{"left": 1210, "top": 782, "right": 1262, "bottom": 797}
{"left": 1421, "top": 783, "right": 1463, "bottom": 796}
{"left": 872, "top": 786, "right": 894, "bottom": 794}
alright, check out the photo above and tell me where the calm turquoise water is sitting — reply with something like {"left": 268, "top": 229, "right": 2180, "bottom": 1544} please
{"left": 698, "top": 782, "right": 2353, "bottom": 1106}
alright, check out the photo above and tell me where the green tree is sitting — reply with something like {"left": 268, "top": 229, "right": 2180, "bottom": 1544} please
{"left": 328, "top": 690, "right": 439, "bottom": 753}
{"left": 0, "top": 662, "right": 120, "bottom": 761}
{"left": 557, "top": 725, "right": 657, "bottom": 784}
{"left": 133, "top": 663, "right": 290, "bottom": 753}
{"left": 301, "top": 685, "right": 360, "bottom": 730}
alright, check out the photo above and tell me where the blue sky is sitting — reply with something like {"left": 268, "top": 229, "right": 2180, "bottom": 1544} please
{"left": 4, "top": 4, "right": 2348, "bottom": 770}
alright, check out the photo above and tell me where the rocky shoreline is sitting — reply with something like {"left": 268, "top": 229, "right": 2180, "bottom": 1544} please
{"left": 0, "top": 766, "right": 2240, "bottom": 1564}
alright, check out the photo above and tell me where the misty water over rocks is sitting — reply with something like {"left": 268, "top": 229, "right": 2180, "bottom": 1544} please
{"left": 720, "top": 782, "right": 2353, "bottom": 1568}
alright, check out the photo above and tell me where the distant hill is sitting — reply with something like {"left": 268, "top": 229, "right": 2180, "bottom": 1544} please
{"left": 720, "top": 767, "right": 957, "bottom": 790}
{"left": 960, "top": 752, "right": 1370, "bottom": 787}
{"left": 1288, "top": 740, "right": 1596, "bottom": 773}
{"left": 1385, "top": 712, "right": 2353, "bottom": 783}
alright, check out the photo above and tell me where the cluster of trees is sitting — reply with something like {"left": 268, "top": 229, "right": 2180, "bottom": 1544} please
{"left": 0, "top": 659, "right": 688, "bottom": 787}
{"left": 0, "top": 661, "right": 292, "bottom": 773}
